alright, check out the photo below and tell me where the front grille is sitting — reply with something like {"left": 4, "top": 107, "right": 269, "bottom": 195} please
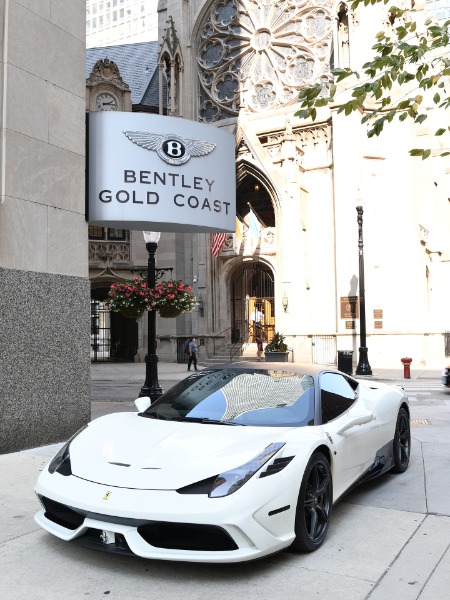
{"left": 72, "top": 528, "right": 134, "bottom": 556}
{"left": 137, "top": 522, "right": 238, "bottom": 551}
{"left": 41, "top": 496, "right": 85, "bottom": 530}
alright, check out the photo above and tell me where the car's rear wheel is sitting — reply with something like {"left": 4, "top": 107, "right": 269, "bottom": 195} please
{"left": 291, "top": 452, "right": 333, "bottom": 552}
{"left": 392, "top": 407, "right": 411, "bottom": 473}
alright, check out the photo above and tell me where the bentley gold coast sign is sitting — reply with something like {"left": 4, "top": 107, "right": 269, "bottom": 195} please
{"left": 87, "top": 113, "right": 236, "bottom": 232}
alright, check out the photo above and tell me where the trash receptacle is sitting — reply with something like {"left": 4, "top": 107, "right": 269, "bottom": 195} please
{"left": 337, "top": 350, "right": 353, "bottom": 375}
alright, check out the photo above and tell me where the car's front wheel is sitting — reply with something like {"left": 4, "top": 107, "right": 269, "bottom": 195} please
{"left": 291, "top": 452, "right": 333, "bottom": 552}
{"left": 392, "top": 407, "right": 411, "bottom": 473}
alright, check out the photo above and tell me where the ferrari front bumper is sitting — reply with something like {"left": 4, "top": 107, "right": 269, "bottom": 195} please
{"left": 34, "top": 468, "right": 298, "bottom": 563}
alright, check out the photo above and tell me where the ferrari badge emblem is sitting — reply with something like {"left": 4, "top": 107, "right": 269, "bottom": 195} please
{"left": 123, "top": 131, "right": 216, "bottom": 166}
{"left": 103, "top": 491, "right": 112, "bottom": 500}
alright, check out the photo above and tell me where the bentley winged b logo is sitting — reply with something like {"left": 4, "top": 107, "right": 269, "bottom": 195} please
{"left": 123, "top": 131, "right": 216, "bottom": 166}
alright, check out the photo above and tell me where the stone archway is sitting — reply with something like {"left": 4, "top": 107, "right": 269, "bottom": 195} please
{"left": 224, "top": 169, "right": 278, "bottom": 346}
{"left": 229, "top": 261, "right": 275, "bottom": 344}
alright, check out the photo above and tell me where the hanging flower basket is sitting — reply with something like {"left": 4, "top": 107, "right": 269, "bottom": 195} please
{"left": 120, "top": 306, "right": 144, "bottom": 320}
{"left": 151, "top": 280, "right": 197, "bottom": 316}
{"left": 105, "top": 278, "right": 197, "bottom": 319}
{"left": 159, "top": 305, "right": 184, "bottom": 318}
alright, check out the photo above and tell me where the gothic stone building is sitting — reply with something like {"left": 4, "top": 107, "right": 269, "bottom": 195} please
{"left": 87, "top": 0, "right": 450, "bottom": 369}
{"left": 155, "top": 0, "right": 450, "bottom": 368}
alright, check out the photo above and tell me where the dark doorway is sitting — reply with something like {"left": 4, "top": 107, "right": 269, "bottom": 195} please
{"left": 90, "top": 290, "right": 138, "bottom": 362}
{"left": 230, "top": 263, "right": 275, "bottom": 344}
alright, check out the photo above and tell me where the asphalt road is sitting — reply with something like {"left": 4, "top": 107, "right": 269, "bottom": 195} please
{"left": 1, "top": 370, "right": 449, "bottom": 600}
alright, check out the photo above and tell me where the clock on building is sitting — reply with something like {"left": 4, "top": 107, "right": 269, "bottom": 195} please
{"left": 95, "top": 92, "right": 119, "bottom": 111}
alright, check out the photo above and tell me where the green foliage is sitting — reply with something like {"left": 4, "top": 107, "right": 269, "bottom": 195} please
{"left": 295, "top": 7, "right": 450, "bottom": 158}
{"left": 264, "top": 332, "right": 288, "bottom": 353}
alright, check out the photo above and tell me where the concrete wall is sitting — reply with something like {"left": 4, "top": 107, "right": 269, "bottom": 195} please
{"left": 0, "top": 0, "right": 90, "bottom": 453}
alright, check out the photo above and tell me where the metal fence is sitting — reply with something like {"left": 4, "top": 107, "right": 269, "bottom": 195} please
{"left": 311, "top": 335, "right": 337, "bottom": 365}
{"left": 445, "top": 332, "right": 450, "bottom": 358}
{"left": 177, "top": 338, "right": 189, "bottom": 364}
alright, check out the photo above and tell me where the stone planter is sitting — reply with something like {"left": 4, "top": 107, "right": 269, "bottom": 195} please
{"left": 264, "top": 351, "right": 289, "bottom": 362}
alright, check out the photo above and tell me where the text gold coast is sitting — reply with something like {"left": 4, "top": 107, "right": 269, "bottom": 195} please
{"left": 98, "top": 169, "right": 231, "bottom": 214}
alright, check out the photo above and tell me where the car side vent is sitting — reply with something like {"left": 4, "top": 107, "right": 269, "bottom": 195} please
{"left": 259, "top": 456, "right": 294, "bottom": 478}
{"left": 177, "top": 475, "right": 218, "bottom": 495}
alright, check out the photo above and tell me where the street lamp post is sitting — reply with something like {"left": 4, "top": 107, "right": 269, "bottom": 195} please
{"left": 139, "top": 231, "right": 164, "bottom": 402}
{"left": 355, "top": 206, "right": 372, "bottom": 376}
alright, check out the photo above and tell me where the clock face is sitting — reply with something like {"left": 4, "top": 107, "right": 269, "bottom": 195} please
{"left": 95, "top": 92, "right": 119, "bottom": 111}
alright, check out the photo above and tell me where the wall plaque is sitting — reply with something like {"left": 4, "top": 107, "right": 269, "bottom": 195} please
{"left": 345, "top": 321, "right": 355, "bottom": 329}
{"left": 374, "top": 309, "right": 383, "bottom": 319}
{"left": 374, "top": 321, "right": 383, "bottom": 329}
{"left": 340, "top": 296, "right": 359, "bottom": 319}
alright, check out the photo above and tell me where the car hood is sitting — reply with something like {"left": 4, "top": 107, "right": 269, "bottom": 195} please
{"left": 69, "top": 412, "right": 296, "bottom": 490}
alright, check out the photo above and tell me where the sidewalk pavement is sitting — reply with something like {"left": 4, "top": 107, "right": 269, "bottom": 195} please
{"left": 1, "top": 360, "right": 449, "bottom": 599}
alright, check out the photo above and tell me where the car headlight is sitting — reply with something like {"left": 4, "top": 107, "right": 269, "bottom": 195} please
{"left": 48, "top": 425, "right": 88, "bottom": 476}
{"left": 209, "top": 442, "right": 285, "bottom": 498}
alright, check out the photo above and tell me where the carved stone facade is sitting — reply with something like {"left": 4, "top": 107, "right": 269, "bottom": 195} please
{"left": 86, "top": 58, "right": 132, "bottom": 112}
{"left": 154, "top": 0, "right": 450, "bottom": 367}
{"left": 197, "top": 0, "right": 333, "bottom": 122}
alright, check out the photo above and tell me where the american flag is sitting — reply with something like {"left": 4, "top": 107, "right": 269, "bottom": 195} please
{"left": 211, "top": 232, "right": 227, "bottom": 257}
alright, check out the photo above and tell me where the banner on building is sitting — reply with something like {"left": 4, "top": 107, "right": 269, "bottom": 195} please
{"left": 87, "top": 112, "right": 236, "bottom": 233}
{"left": 243, "top": 208, "right": 262, "bottom": 256}
{"left": 233, "top": 217, "right": 244, "bottom": 254}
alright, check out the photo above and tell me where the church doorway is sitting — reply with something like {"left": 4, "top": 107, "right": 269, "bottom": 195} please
{"left": 230, "top": 262, "right": 275, "bottom": 344}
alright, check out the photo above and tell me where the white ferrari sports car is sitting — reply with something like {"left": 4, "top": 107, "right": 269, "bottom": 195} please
{"left": 34, "top": 363, "right": 411, "bottom": 563}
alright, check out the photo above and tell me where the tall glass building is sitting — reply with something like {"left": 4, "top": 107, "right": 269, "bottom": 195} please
{"left": 426, "top": 0, "right": 450, "bottom": 20}
{"left": 86, "top": 0, "right": 158, "bottom": 47}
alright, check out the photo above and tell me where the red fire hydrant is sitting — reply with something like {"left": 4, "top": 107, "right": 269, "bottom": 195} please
{"left": 401, "top": 357, "right": 412, "bottom": 379}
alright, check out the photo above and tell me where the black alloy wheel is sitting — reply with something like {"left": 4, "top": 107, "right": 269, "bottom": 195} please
{"left": 291, "top": 452, "right": 333, "bottom": 552}
{"left": 392, "top": 407, "right": 411, "bottom": 473}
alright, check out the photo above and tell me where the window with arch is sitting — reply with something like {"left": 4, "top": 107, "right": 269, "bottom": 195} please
{"left": 196, "top": 0, "right": 334, "bottom": 122}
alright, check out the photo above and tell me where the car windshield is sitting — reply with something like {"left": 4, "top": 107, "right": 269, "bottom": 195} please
{"left": 142, "top": 368, "right": 315, "bottom": 427}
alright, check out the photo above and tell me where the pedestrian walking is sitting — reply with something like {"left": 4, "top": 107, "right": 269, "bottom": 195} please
{"left": 187, "top": 337, "right": 198, "bottom": 371}
{"left": 250, "top": 304, "right": 264, "bottom": 341}
{"left": 256, "top": 336, "right": 264, "bottom": 361}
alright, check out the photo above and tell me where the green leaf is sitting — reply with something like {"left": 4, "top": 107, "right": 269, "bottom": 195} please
{"left": 415, "top": 114, "right": 427, "bottom": 124}
{"left": 435, "top": 128, "right": 446, "bottom": 136}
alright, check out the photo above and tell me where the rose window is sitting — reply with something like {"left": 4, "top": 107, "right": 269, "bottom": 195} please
{"left": 197, "top": 0, "right": 333, "bottom": 122}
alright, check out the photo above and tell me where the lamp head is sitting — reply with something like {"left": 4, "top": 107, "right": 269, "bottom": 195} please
{"left": 143, "top": 231, "right": 161, "bottom": 244}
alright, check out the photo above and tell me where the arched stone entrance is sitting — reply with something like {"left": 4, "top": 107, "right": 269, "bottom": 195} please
{"left": 225, "top": 168, "right": 277, "bottom": 345}
{"left": 230, "top": 261, "right": 275, "bottom": 344}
